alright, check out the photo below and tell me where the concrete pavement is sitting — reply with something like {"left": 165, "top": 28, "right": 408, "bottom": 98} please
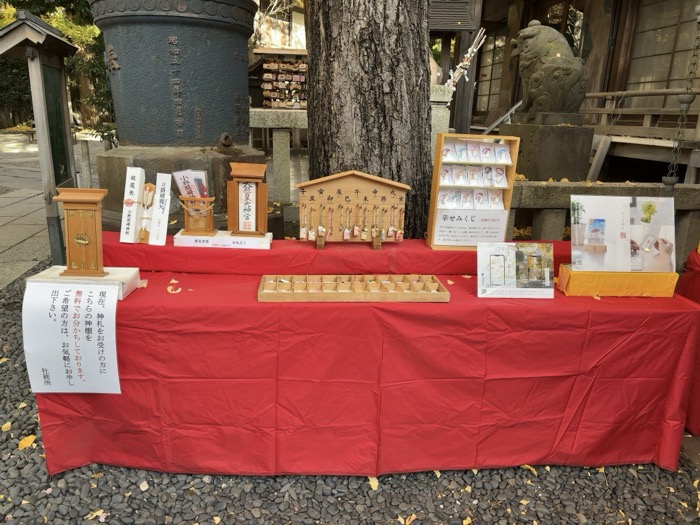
{"left": 0, "top": 132, "right": 103, "bottom": 290}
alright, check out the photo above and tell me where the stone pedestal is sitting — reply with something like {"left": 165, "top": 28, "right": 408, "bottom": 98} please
{"left": 500, "top": 121, "right": 593, "bottom": 182}
{"left": 96, "top": 145, "right": 264, "bottom": 219}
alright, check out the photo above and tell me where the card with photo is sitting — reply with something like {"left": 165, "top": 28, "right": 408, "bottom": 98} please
{"left": 494, "top": 143, "right": 512, "bottom": 164}
{"left": 492, "top": 166, "right": 508, "bottom": 188}
{"left": 488, "top": 190, "right": 504, "bottom": 209}
{"left": 480, "top": 144, "right": 496, "bottom": 163}
{"left": 467, "top": 141, "right": 482, "bottom": 163}
{"left": 467, "top": 166, "right": 483, "bottom": 186}
{"left": 474, "top": 190, "right": 490, "bottom": 209}
{"left": 460, "top": 189, "right": 475, "bottom": 209}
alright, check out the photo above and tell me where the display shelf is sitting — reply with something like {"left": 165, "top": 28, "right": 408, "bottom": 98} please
{"left": 257, "top": 274, "right": 450, "bottom": 302}
{"left": 427, "top": 133, "right": 520, "bottom": 250}
{"left": 255, "top": 48, "right": 307, "bottom": 110}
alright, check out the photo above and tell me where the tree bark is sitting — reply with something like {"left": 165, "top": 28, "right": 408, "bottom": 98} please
{"left": 305, "top": 0, "right": 432, "bottom": 239}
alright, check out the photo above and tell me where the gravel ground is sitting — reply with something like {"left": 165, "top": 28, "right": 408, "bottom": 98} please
{"left": 1, "top": 262, "right": 700, "bottom": 525}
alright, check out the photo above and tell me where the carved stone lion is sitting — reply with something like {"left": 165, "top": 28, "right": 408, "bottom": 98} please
{"left": 511, "top": 20, "right": 588, "bottom": 122}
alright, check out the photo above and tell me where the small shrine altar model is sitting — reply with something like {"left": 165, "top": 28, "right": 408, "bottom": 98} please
{"left": 295, "top": 170, "right": 410, "bottom": 250}
{"left": 227, "top": 162, "right": 268, "bottom": 237}
{"left": 52, "top": 188, "right": 108, "bottom": 277}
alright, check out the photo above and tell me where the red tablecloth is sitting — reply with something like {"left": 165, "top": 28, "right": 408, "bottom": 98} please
{"left": 102, "top": 232, "right": 573, "bottom": 276}
{"left": 677, "top": 249, "right": 700, "bottom": 435}
{"left": 35, "top": 237, "right": 700, "bottom": 475}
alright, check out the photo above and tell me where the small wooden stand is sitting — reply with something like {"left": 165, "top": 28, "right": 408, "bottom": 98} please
{"left": 179, "top": 196, "right": 216, "bottom": 236}
{"left": 227, "top": 162, "right": 268, "bottom": 236}
{"left": 52, "top": 188, "right": 108, "bottom": 277}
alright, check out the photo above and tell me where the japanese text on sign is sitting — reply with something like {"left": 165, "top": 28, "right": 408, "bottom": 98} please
{"left": 22, "top": 282, "right": 121, "bottom": 393}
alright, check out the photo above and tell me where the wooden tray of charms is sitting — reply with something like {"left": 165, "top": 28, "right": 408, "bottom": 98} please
{"left": 257, "top": 274, "right": 450, "bottom": 302}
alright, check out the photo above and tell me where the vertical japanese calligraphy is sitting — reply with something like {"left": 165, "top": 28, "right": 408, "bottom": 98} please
{"left": 238, "top": 181, "right": 257, "bottom": 232}
{"left": 169, "top": 35, "right": 185, "bottom": 141}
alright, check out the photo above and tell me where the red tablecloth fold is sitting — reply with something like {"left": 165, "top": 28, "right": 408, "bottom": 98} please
{"left": 36, "top": 271, "right": 700, "bottom": 475}
{"left": 676, "top": 249, "right": 700, "bottom": 435}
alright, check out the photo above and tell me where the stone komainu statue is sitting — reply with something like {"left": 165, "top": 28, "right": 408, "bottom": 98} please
{"left": 511, "top": 20, "right": 588, "bottom": 122}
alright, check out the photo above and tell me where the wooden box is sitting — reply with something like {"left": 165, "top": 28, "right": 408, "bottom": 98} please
{"left": 427, "top": 133, "right": 520, "bottom": 250}
{"left": 258, "top": 274, "right": 450, "bottom": 302}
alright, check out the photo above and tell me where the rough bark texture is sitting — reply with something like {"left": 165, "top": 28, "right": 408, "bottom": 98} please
{"left": 306, "top": 0, "right": 432, "bottom": 239}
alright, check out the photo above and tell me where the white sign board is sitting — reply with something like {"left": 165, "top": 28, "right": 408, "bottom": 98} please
{"left": 120, "top": 166, "right": 145, "bottom": 243}
{"left": 433, "top": 209, "right": 508, "bottom": 246}
{"left": 22, "top": 282, "right": 121, "bottom": 393}
{"left": 148, "top": 172, "right": 172, "bottom": 246}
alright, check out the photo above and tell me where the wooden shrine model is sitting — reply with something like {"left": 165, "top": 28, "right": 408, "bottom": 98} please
{"left": 179, "top": 196, "right": 216, "bottom": 236}
{"left": 227, "top": 162, "right": 268, "bottom": 236}
{"left": 52, "top": 188, "right": 108, "bottom": 277}
{"left": 295, "top": 170, "right": 410, "bottom": 250}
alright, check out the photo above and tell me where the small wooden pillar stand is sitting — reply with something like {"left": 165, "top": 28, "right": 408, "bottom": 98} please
{"left": 52, "top": 188, "right": 108, "bottom": 277}
{"left": 179, "top": 196, "right": 216, "bottom": 236}
{"left": 227, "top": 162, "right": 268, "bottom": 236}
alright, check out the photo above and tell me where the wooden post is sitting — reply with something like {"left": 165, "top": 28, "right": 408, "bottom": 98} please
{"left": 26, "top": 47, "right": 65, "bottom": 265}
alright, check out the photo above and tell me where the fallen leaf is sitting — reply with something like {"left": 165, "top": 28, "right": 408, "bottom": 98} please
{"left": 595, "top": 181, "right": 604, "bottom": 185}
{"left": 2, "top": 344, "right": 7, "bottom": 353}
{"left": 167, "top": 286, "right": 181, "bottom": 294}
{"left": 461, "top": 275, "right": 473, "bottom": 279}
{"left": 90, "top": 482, "right": 97, "bottom": 489}
{"left": 520, "top": 499, "right": 530, "bottom": 505}
{"left": 446, "top": 280, "right": 455, "bottom": 285}
{"left": 463, "top": 519, "right": 473, "bottom": 525}
{"left": 91, "top": 473, "right": 104, "bottom": 479}
{"left": 434, "top": 470, "right": 441, "bottom": 478}
{"left": 43, "top": 517, "right": 47, "bottom": 524}
{"left": 680, "top": 501, "right": 688, "bottom": 508}
{"left": 597, "top": 467, "right": 605, "bottom": 473}
{"left": 0, "top": 357, "right": 8, "bottom": 364}
{"left": 544, "top": 466, "right": 551, "bottom": 472}
{"left": 560, "top": 177, "right": 570, "bottom": 182}
{"left": 525, "top": 479, "right": 533, "bottom": 485}
{"left": 694, "top": 480, "right": 699, "bottom": 488}
{"left": 514, "top": 173, "right": 527, "bottom": 181}
{"left": 139, "top": 480, "right": 149, "bottom": 491}
{"left": 42, "top": 488, "right": 52, "bottom": 495}
{"left": 464, "top": 485, "right": 472, "bottom": 493}
{"left": 397, "top": 516, "right": 405, "bottom": 525}
{"left": 668, "top": 487, "right": 675, "bottom": 493}
{"left": 139, "top": 280, "right": 149, "bottom": 288}
{"left": 547, "top": 178, "right": 554, "bottom": 182}
{"left": 21, "top": 499, "right": 29, "bottom": 505}
{"left": 85, "top": 509, "right": 104, "bottom": 520}
{"left": 213, "top": 518, "right": 221, "bottom": 524}
{"left": 1, "top": 422, "right": 10, "bottom": 432}
{"left": 593, "top": 295, "right": 601, "bottom": 301}
{"left": 471, "top": 469, "right": 478, "bottom": 475}
{"left": 169, "top": 278, "right": 179, "bottom": 284}
{"left": 521, "top": 464, "right": 537, "bottom": 476}
{"left": 124, "top": 491, "right": 131, "bottom": 497}
{"left": 18, "top": 435, "right": 36, "bottom": 450}
{"left": 368, "top": 476, "right": 379, "bottom": 490}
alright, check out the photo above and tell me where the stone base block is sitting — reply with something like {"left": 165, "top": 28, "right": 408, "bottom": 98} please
{"left": 500, "top": 123, "right": 593, "bottom": 181}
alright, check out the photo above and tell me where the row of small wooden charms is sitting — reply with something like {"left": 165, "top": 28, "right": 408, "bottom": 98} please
{"left": 262, "top": 62, "right": 308, "bottom": 72}
{"left": 299, "top": 204, "right": 405, "bottom": 242}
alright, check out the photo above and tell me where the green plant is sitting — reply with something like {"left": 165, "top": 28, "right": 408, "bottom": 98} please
{"left": 571, "top": 200, "right": 585, "bottom": 225}
{"left": 640, "top": 201, "right": 657, "bottom": 223}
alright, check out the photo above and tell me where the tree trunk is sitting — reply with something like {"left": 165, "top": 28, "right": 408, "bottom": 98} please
{"left": 306, "top": 0, "right": 433, "bottom": 239}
